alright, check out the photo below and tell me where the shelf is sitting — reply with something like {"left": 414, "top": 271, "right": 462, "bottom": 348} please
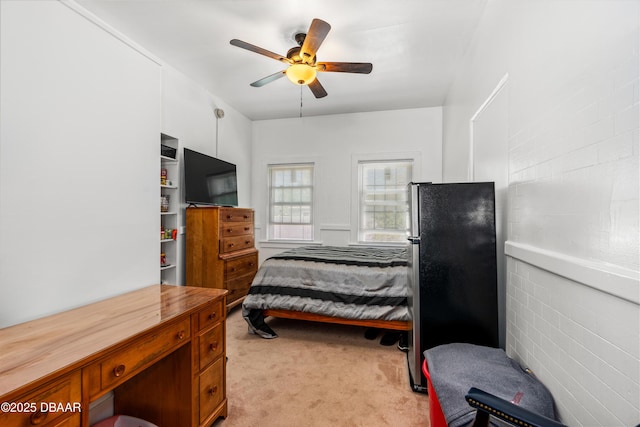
{"left": 160, "top": 133, "right": 180, "bottom": 286}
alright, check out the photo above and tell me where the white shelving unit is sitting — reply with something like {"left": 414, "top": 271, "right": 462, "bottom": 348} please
{"left": 160, "top": 133, "right": 179, "bottom": 284}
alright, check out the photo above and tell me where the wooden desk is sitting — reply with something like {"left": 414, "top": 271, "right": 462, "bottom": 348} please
{"left": 0, "top": 285, "right": 228, "bottom": 427}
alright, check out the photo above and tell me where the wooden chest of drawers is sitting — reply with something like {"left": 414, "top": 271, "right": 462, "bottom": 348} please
{"left": 186, "top": 207, "right": 258, "bottom": 308}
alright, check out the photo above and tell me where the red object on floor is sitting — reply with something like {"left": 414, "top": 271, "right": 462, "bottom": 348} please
{"left": 422, "top": 358, "right": 448, "bottom": 427}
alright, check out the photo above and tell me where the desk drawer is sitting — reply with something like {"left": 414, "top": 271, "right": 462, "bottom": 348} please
{"left": 198, "top": 323, "right": 224, "bottom": 370}
{"left": 224, "top": 253, "right": 258, "bottom": 279}
{"left": 0, "top": 372, "right": 80, "bottom": 427}
{"left": 51, "top": 413, "right": 81, "bottom": 427}
{"left": 199, "top": 358, "right": 224, "bottom": 424}
{"left": 197, "top": 299, "right": 224, "bottom": 332}
{"left": 100, "top": 318, "right": 190, "bottom": 390}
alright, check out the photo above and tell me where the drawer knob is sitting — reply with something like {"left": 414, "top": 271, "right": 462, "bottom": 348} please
{"left": 208, "top": 312, "right": 217, "bottom": 320}
{"left": 245, "top": 240, "right": 250, "bottom": 244}
{"left": 208, "top": 385, "right": 218, "bottom": 396}
{"left": 177, "top": 330, "right": 186, "bottom": 340}
{"left": 244, "top": 227, "right": 250, "bottom": 231}
{"left": 113, "top": 364, "right": 126, "bottom": 377}
{"left": 209, "top": 342, "right": 218, "bottom": 352}
{"left": 30, "top": 409, "right": 48, "bottom": 425}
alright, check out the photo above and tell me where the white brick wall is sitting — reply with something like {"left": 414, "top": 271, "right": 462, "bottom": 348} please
{"left": 508, "top": 257, "right": 639, "bottom": 426}
{"left": 505, "top": 3, "right": 639, "bottom": 425}
{"left": 443, "top": 1, "right": 639, "bottom": 425}
{"left": 509, "top": 49, "right": 639, "bottom": 269}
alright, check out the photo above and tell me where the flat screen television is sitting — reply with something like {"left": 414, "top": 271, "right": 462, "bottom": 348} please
{"left": 184, "top": 148, "right": 238, "bottom": 206}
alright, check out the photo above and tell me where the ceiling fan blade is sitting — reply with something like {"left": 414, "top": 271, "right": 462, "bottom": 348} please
{"left": 300, "top": 19, "right": 331, "bottom": 62}
{"left": 230, "top": 39, "right": 292, "bottom": 64}
{"left": 317, "top": 62, "right": 373, "bottom": 74}
{"left": 308, "top": 78, "right": 328, "bottom": 98}
{"left": 250, "top": 70, "right": 287, "bottom": 87}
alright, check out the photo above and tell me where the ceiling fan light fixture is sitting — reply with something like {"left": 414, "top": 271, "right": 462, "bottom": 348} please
{"left": 285, "top": 63, "right": 316, "bottom": 85}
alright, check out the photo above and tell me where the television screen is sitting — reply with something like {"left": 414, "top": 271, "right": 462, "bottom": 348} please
{"left": 184, "top": 148, "right": 238, "bottom": 206}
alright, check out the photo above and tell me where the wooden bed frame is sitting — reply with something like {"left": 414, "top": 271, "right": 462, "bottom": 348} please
{"left": 263, "top": 309, "right": 411, "bottom": 331}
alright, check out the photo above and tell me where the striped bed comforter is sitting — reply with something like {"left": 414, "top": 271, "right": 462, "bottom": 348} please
{"left": 241, "top": 246, "right": 410, "bottom": 325}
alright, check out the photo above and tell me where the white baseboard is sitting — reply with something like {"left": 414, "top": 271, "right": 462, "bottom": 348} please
{"left": 88, "top": 391, "right": 114, "bottom": 425}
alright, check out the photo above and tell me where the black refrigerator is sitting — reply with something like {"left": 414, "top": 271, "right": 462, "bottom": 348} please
{"left": 407, "top": 182, "right": 499, "bottom": 393}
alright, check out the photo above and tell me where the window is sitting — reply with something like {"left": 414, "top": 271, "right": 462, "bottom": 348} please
{"left": 358, "top": 160, "right": 412, "bottom": 243}
{"left": 268, "top": 163, "right": 314, "bottom": 241}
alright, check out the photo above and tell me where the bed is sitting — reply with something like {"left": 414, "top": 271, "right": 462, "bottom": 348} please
{"left": 241, "top": 245, "right": 411, "bottom": 338}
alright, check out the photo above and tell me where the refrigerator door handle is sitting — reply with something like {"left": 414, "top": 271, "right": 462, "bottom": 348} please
{"left": 409, "top": 183, "right": 420, "bottom": 238}
{"left": 408, "top": 236, "right": 421, "bottom": 244}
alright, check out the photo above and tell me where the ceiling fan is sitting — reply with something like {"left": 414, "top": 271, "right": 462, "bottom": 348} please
{"left": 230, "top": 18, "right": 373, "bottom": 98}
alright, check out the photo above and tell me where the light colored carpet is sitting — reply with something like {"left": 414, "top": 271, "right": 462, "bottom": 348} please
{"left": 213, "top": 307, "right": 429, "bottom": 427}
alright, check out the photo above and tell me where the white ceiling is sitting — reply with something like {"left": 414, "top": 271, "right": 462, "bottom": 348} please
{"left": 75, "top": 0, "right": 487, "bottom": 121}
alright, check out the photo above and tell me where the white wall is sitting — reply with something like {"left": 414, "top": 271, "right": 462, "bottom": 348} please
{"left": 251, "top": 107, "right": 442, "bottom": 262}
{"left": 161, "top": 66, "right": 253, "bottom": 284}
{"left": 443, "top": 1, "right": 639, "bottom": 425}
{"left": 0, "top": 1, "right": 161, "bottom": 328}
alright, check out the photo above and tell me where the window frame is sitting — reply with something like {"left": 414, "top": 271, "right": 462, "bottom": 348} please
{"left": 351, "top": 153, "right": 420, "bottom": 245}
{"left": 266, "top": 162, "right": 316, "bottom": 242}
